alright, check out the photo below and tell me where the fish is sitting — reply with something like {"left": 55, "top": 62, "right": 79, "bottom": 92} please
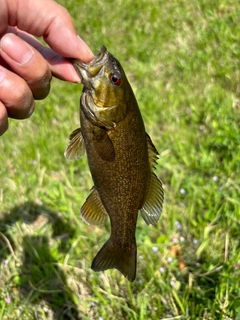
{"left": 64, "top": 46, "right": 164, "bottom": 281}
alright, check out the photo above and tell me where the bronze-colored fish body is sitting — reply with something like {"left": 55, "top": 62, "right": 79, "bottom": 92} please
{"left": 65, "top": 47, "right": 164, "bottom": 281}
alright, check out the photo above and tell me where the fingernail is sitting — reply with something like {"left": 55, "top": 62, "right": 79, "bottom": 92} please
{"left": 71, "top": 68, "right": 81, "bottom": 83}
{"left": 1, "top": 34, "right": 34, "bottom": 66}
{"left": 77, "top": 35, "right": 94, "bottom": 61}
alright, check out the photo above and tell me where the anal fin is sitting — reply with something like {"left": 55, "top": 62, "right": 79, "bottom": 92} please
{"left": 81, "top": 187, "right": 108, "bottom": 226}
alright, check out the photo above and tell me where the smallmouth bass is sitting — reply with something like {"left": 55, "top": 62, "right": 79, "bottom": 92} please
{"left": 65, "top": 46, "right": 164, "bottom": 281}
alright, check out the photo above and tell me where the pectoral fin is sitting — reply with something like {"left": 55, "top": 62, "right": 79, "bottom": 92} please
{"left": 92, "top": 127, "right": 115, "bottom": 162}
{"left": 140, "top": 173, "right": 164, "bottom": 225}
{"left": 140, "top": 133, "right": 164, "bottom": 225}
{"left": 64, "top": 128, "right": 86, "bottom": 160}
{"left": 81, "top": 187, "right": 108, "bottom": 226}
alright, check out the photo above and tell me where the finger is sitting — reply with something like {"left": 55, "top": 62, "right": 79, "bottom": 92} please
{"left": 0, "top": 66, "right": 35, "bottom": 119}
{"left": 0, "top": 101, "right": 8, "bottom": 136}
{"left": 4, "top": 28, "right": 81, "bottom": 83}
{"left": 0, "top": 0, "right": 94, "bottom": 62}
{"left": 0, "top": 33, "right": 52, "bottom": 100}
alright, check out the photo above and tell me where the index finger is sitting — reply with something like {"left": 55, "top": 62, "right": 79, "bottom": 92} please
{"left": 0, "top": 0, "right": 94, "bottom": 62}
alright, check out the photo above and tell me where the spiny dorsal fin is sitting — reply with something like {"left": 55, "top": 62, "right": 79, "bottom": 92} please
{"left": 64, "top": 128, "right": 86, "bottom": 160}
{"left": 146, "top": 133, "right": 159, "bottom": 169}
{"left": 140, "top": 173, "right": 164, "bottom": 225}
{"left": 81, "top": 187, "right": 108, "bottom": 226}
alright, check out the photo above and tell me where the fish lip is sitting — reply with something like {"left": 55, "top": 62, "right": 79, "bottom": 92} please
{"left": 73, "top": 46, "right": 109, "bottom": 85}
{"left": 72, "top": 61, "right": 89, "bottom": 85}
{"left": 88, "top": 45, "right": 108, "bottom": 66}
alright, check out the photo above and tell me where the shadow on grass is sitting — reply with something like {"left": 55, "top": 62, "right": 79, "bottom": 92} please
{"left": 0, "top": 201, "right": 80, "bottom": 319}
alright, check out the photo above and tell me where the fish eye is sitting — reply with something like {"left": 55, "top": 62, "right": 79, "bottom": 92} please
{"left": 109, "top": 73, "right": 122, "bottom": 86}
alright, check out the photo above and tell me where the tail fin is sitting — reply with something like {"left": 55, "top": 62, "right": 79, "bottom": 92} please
{"left": 91, "top": 238, "right": 137, "bottom": 282}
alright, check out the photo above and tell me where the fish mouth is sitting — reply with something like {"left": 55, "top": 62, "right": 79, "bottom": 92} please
{"left": 73, "top": 46, "right": 109, "bottom": 87}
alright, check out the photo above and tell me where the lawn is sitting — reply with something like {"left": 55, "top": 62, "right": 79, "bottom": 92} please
{"left": 0, "top": 0, "right": 240, "bottom": 319}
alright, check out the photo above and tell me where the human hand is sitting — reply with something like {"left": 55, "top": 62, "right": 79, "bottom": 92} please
{"left": 0, "top": 0, "right": 94, "bottom": 135}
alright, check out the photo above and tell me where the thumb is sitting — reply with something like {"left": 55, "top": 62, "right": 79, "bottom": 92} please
{"left": 0, "top": 0, "right": 94, "bottom": 62}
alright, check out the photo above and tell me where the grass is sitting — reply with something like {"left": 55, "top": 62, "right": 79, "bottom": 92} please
{"left": 0, "top": 0, "right": 240, "bottom": 318}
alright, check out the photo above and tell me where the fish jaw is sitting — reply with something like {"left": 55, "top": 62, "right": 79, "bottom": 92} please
{"left": 73, "top": 46, "right": 109, "bottom": 87}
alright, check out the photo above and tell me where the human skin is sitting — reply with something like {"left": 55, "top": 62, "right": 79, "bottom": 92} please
{"left": 0, "top": 0, "right": 94, "bottom": 135}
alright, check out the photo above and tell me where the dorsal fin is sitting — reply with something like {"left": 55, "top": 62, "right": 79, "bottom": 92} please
{"left": 140, "top": 133, "right": 164, "bottom": 225}
{"left": 146, "top": 133, "right": 159, "bottom": 169}
{"left": 140, "top": 173, "right": 164, "bottom": 225}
